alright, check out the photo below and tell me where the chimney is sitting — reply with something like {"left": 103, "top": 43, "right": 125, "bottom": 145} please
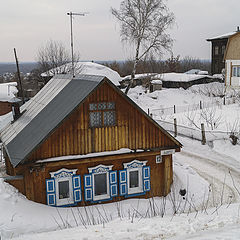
{"left": 237, "top": 26, "right": 240, "bottom": 32}
{"left": 12, "top": 102, "right": 21, "bottom": 121}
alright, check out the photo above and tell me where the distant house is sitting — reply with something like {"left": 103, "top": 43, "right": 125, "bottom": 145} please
{"left": 224, "top": 31, "right": 240, "bottom": 88}
{"left": 207, "top": 27, "right": 240, "bottom": 75}
{"left": 152, "top": 73, "right": 220, "bottom": 89}
{"left": 0, "top": 82, "right": 19, "bottom": 116}
{"left": 121, "top": 73, "right": 158, "bottom": 89}
{"left": 0, "top": 74, "right": 181, "bottom": 207}
{"left": 41, "top": 62, "right": 121, "bottom": 87}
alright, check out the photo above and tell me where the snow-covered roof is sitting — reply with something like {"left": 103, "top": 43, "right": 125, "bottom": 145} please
{"left": 122, "top": 73, "right": 158, "bottom": 81}
{"left": 0, "top": 82, "right": 18, "bottom": 102}
{"left": 41, "top": 62, "right": 121, "bottom": 86}
{"left": 207, "top": 31, "right": 237, "bottom": 41}
{"left": 153, "top": 73, "right": 209, "bottom": 83}
{"left": 151, "top": 80, "right": 162, "bottom": 84}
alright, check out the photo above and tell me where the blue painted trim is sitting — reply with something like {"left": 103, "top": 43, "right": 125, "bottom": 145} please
{"left": 125, "top": 192, "right": 145, "bottom": 198}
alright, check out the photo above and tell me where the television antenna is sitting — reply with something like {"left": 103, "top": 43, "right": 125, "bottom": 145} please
{"left": 67, "top": 12, "right": 89, "bottom": 77}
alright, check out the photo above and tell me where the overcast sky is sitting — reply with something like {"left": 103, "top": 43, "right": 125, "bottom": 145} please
{"left": 1, "top": 0, "right": 240, "bottom": 62}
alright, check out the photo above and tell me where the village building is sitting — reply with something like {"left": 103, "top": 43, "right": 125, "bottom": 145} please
{"left": 152, "top": 73, "right": 221, "bottom": 89}
{"left": 0, "top": 82, "right": 19, "bottom": 116}
{"left": 120, "top": 73, "right": 158, "bottom": 89}
{"left": 0, "top": 74, "right": 181, "bottom": 207}
{"left": 224, "top": 31, "right": 240, "bottom": 88}
{"left": 207, "top": 27, "right": 240, "bottom": 75}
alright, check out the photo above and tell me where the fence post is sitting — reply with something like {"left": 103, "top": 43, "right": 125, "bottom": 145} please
{"left": 174, "top": 105, "right": 176, "bottom": 114}
{"left": 201, "top": 123, "right": 206, "bottom": 145}
{"left": 223, "top": 97, "right": 226, "bottom": 105}
{"left": 174, "top": 118, "right": 177, "bottom": 137}
{"left": 200, "top": 101, "right": 202, "bottom": 109}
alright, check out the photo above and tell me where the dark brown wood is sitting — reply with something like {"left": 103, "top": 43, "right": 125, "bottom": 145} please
{"left": 0, "top": 102, "right": 12, "bottom": 116}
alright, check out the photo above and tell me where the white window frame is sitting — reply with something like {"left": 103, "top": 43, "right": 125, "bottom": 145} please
{"left": 50, "top": 168, "right": 77, "bottom": 206}
{"left": 88, "top": 164, "right": 113, "bottom": 201}
{"left": 232, "top": 66, "right": 240, "bottom": 77}
{"left": 123, "top": 160, "right": 147, "bottom": 195}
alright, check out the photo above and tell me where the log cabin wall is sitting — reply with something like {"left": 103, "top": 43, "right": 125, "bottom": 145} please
{"left": 21, "top": 152, "right": 172, "bottom": 205}
{"left": 0, "top": 102, "right": 12, "bottom": 116}
{"left": 27, "top": 81, "right": 178, "bottom": 162}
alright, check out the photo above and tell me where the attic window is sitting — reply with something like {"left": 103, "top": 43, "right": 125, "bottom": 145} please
{"left": 89, "top": 102, "right": 116, "bottom": 128}
{"left": 214, "top": 46, "right": 219, "bottom": 55}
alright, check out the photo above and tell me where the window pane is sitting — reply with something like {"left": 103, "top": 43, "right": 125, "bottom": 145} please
{"left": 89, "top": 103, "right": 97, "bottom": 111}
{"left": 94, "top": 173, "right": 107, "bottom": 196}
{"left": 107, "top": 102, "right": 115, "bottom": 109}
{"left": 58, "top": 181, "right": 69, "bottom": 199}
{"left": 129, "top": 170, "right": 139, "bottom": 188}
{"left": 103, "top": 111, "right": 116, "bottom": 126}
{"left": 237, "top": 67, "right": 240, "bottom": 77}
{"left": 90, "top": 112, "right": 102, "bottom": 127}
{"left": 98, "top": 102, "right": 107, "bottom": 110}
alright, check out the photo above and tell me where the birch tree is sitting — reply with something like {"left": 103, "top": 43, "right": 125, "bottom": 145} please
{"left": 111, "top": 0, "right": 175, "bottom": 94}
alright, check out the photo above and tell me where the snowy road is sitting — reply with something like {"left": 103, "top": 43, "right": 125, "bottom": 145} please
{"left": 177, "top": 137, "right": 240, "bottom": 207}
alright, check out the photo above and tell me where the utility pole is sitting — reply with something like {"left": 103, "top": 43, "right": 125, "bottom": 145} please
{"left": 14, "top": 48, "right": 25, "bottom": 104}
{"left": 67, "top": 12, "right": 88, "bottom": 77}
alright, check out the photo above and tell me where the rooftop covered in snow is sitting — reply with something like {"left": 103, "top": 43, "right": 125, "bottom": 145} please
{"left": 0, "top": 82, "right": 18, "bottom": 102}
{"left": 153, "top": 73, "right": 210, "bottom": 83}
{"left": 41, "top": 61, "right": 121, "bottom": 86}
{"left": 207, "top": 31, "right": 238, "bottom": 41}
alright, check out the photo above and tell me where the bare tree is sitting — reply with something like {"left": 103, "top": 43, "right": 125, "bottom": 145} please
{"left": 36, "top": 40, "right": 80, "bottom": 78}
{"left": 111, "top": 0, "right": 175, "bottom": 94}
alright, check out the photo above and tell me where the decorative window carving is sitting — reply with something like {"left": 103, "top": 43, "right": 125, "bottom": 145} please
{"left": 119, "top": 160, "right": 150, "bottom": 196}
{"left": 46, "top": 168, "right": 81, "bottom": 206}
{"left": 89, "top": 102, "right": 116, "bottom": 128}
{"left": 84, "top": 164, "right": 118, "bottom": 201}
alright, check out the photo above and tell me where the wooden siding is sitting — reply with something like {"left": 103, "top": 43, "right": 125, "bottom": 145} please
{"left": 18, "top": 151, "right": 171, "bottom": 205}
{"left": 225, "top": 33, "right": 240, "bottom": 60}
{"left": 0, "top": 102, "right": 12, "bottom": 116}
{"left": 27, "top": 81, "right": 178, "bottom": 162}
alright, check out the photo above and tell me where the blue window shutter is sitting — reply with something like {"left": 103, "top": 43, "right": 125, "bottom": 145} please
{"left": 84, "top": 174, "right": 92, "bottom": 201}
{"left": 73, "top": 175, "right": 81, "bottom": 203}
{"left": 109, "top": 170, "right": 118, "bottom": 197}
{"left": 143, "top": 166, "right": 151, "bottom": 192}
{"left": 46, "top": 178, "right": 56, "bottom": 206}
{"left": 119, "top": 169, "right": 127, "bottom": 196}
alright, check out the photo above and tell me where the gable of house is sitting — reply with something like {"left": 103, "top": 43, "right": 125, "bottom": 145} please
{"left": 27, "top": 80, "right": 181, "bottom": 163}
{"left": 224, "top": 32, "right": 240, "bottom": 60}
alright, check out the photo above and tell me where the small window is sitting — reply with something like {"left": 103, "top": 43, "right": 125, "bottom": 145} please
{"left": 58, "top": 180, "right": 70, "bottom": 199}
{"left": 120, "top": 160, "right": 151, "bottom": 196}
{"left": 46, "top": 168, "right": 82, "bottom": 206}
{"left": 85, "top": 164, "right": 117, "bottom": 201}
{"left": 89, "top": 102, "right": 116, "bottom": 128}
{"left": 221, "top": 45, "right": 225, "bottom": 55}
{"left": 214, "top": 46, "right": 219, "bottom": 55}
{"left": 94, "top": 173, "right": 107, "bottom": 196}
{"left": 232, "top": 66, "right": 240, "bottom": 77}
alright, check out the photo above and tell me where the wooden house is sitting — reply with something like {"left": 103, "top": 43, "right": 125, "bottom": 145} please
{"left": 0, "top": 74, "right": 181, "bottom": 207}
{"left": 207, "top": 27, "right": 240, "bottom": 75}
{"left": 0, "top": 82, "right": 19, "bottom": 116}
{"left": 224, "top": 31, "right": 240, "bottom": 88}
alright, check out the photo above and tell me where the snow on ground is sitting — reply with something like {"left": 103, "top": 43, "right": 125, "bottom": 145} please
{"left": 1, "top": 82, "right": 240, "bottom": 239}
{"left": 0, "top": 82, "right": 18, "bottom": 102}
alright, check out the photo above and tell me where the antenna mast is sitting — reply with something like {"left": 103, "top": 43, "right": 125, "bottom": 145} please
{"left": 13, "top": 48, "right": 25, "bottom": 104}
{"left": 67, "top": 12, "right": 88, "bottom": 77}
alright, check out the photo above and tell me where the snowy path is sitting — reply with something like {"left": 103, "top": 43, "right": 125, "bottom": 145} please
{"left": 176, "top": 137, "right": 240, "bottom": 207}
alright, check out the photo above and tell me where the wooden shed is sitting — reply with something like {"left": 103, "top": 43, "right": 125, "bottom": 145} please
{"left": 0, "top": 74, "right": 181, "bottom": 207}
{"left": 224, "top": 31, "right": 240, "bottom": 88}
